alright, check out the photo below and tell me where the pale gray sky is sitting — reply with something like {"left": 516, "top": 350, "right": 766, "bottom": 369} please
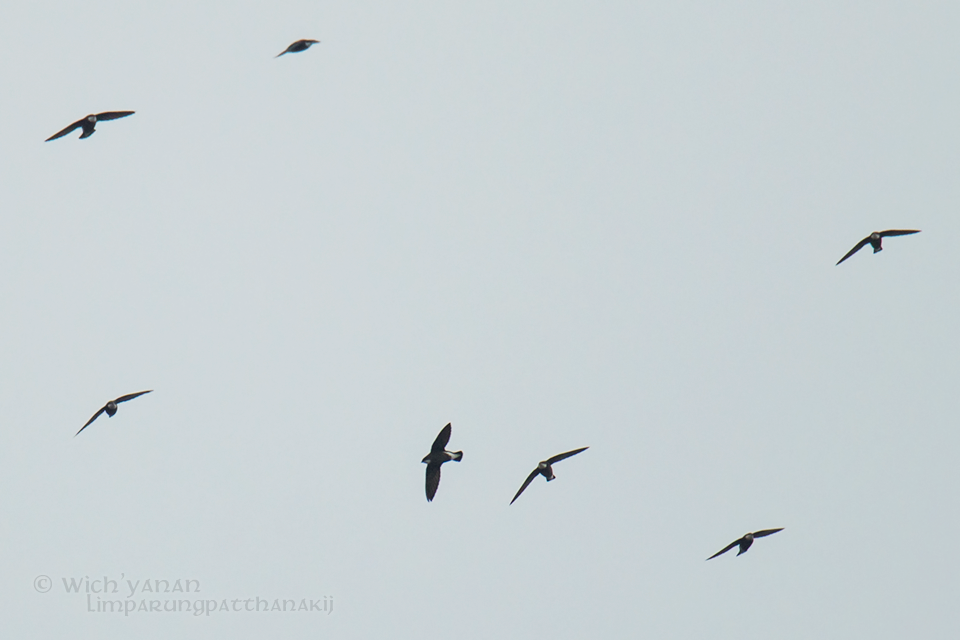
{"left": 2, "top": 1, "right": 959, "bottom": 638}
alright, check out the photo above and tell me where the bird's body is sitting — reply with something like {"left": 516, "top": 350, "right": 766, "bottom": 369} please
{"left": 706, "top": 528, "right": 783, "bottom": 560}
{"left": 510, "top": 447, "right": 588, "bottom": 505}
{"left": 76, "top": 390, "right": 152, "bottom": 436}
{"left": 422, "top": 423, "right": 462, "bottom": 502}
{"left": 735, "top": 532, "right": 756, "bottom": 555}
{"left": 836, "top": 229, "right": 920, "bottom": 265}
{"left": 276, "top": 39, "right": 320, "bottom": 57}
{"left": 537, "top": 461, "right": 555, "bottom": 481}
{"left": 45, "top": 111, "right": 135, "bottom": 142}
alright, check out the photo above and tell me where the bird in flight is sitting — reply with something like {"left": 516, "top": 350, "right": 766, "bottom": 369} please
{"left": 276, "top": 39, "right": 320, "bottom": 57}
{"left": 706, "top": 528, "right": 784, "bottom": 560}
{"left": 836, "top": 229, "right": 920, "bottom": 265}
{"left": 510, "top": 447, "right": 588, "bottom": 505}
{"left": 421, "top": 423, "right": 462, "bottom": 502}
{"left": 45, "top": 111, "right": 135, "bottom": 142}
{"left": 76, "top": 390, "right": 153, "bottom": 436}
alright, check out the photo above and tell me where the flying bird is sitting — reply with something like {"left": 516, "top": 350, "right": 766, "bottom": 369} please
{"left": 509, "top": 447, "right": 588, "bottom": 505}
{"left": 76, "top": 390, "right": 153, "bottom": 436}
{"left": 421, "top": 423, "right": 462, "bottom": 502}
{"left": 276, "top": 39, "right": 320, "bottom": 57}
{"left": 706, "top": 528, "right": 784, "bottom": 560}
{"left": 45, "top": 111, "right": 135, "bottom": 142}
{"left": 836, "top": 229, "right": 920, "bottom": 265}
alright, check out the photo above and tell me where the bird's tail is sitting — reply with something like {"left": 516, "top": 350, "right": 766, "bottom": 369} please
{"left": 450, "top": 451, "right": 463, "bottom": 462}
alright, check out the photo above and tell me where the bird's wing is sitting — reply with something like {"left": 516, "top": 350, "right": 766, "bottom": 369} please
{"left": 95, "top": 111, "right": 135, "bottom": 121}
{"left": 509, "top": 469, "right": 541, "bottom": 505}
{"left": 425, "top": 463, "right": 442, "bottom": 502}
{"left": 115, "top": 389, "right": 152, "bottom": 404}
{"left": 752, "top": 528, "right": 784, "bottom": 538}
{"left": 431, "top": 423, "right": 452, "bottom": 452}
{"left": 878, "top": 229, "right": 920, "bottom": 238}
{"left": 706, "top": 538, "right": 743, "bottom": 560}
{"left": 547, "top": 447, "right": 589, "bottom": 465}
{"left": 45, "top": 118, "right": 84, "bottom": 142}
{"left": 836, "top": 237, "right": 870, "bottom": 265}
{"left": 76, "top": 406, "right": 106, "bottom": 436}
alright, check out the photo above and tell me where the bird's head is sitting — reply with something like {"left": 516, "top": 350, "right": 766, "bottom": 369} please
{"left": 871, "top": 232, "right": 880, "bottom": 240}
{"left": 421, "top": 454, "right": 431, "bottom": 464}
{"left": 87, "top": 115, "right": 97, "bottom": 123}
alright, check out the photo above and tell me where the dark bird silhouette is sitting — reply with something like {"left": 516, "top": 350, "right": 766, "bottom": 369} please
{"left": 421, "top": 423, "right": 462, "bottom": 502}
{"left": 510, "top": 447, "right": 588, "bottom": 505}
{"left": 836, "top": 229, "right": 920, "bottom": 265}
{"left": 45, "top": 111, "right": 135, "bottom": 142}
{"left": 76, "top": 390, "right": 152, "bottom": 437}
{"left": 276, "top": 39, "right": 320, "bottom": 57}
{"left": 706, "top": 528, "right": 784, "bottom": 560}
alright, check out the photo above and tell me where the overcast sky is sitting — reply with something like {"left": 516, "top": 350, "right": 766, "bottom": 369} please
{"left": 2, "top": 1, "right": 959, "bottom": 638}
